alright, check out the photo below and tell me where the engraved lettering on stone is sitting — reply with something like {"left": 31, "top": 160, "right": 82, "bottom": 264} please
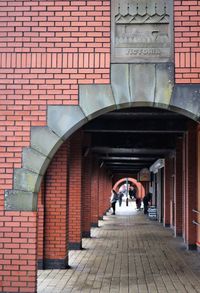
{"left": 112, "top": 0, "right": 172, "bottom": 62}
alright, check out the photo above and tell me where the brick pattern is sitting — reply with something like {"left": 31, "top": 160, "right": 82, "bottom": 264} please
{"left": 91, "top": 159, "right": 99, "bottom": 226}
{"left": 68, "top": 132, "right": 83, "bottom": 247}
{"left": 197, "top": 126, "right": 200, "bottom": 249}
{"left": 184, "top": 122, "right": 197, "bottom": 246}
{"left": 98, "top": 168, "right": 104, "bottom": 219}
{"left": 174, "top": 0, "right": 200, "bottom": 83}
{"left": 44, "top": 142, "right": 68, "bottom": 261}
{"left": 37, "top": 181, "right": 45, "bottom": 263}
{"left": 0, "top": 0, "right": 111, "bottom": 211}
{"left": 82, "top": 156, "right": 92, "bottom": 237}
{"left": 163, "top": 157, "right": 172, "bottom": 227}
{"left": 175, "top": 138, "right": 183, "bottom": 236}
{"left": 0, "top": 211, "right": 37, "bottom": 293}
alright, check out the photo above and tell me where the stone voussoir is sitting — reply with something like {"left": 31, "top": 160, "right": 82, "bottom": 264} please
{"left": 79, "top": 84, "right": 117, "bottom": 120}
{"left": 14, "top": 168, "right": 42, "bottom": 193}
{"left": 5, "top": 190, "right": 37, "bottom": 211}
{"left": 47, "top": 105, "right": 88, "bottom": 140}
{"left": 31, "top": 126, "right": 64, "bottom": 159}
{"left": 23, "top": 147, "right": 50, "bottom": 176}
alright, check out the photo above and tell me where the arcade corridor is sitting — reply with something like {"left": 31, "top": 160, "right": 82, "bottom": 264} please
{"left": 38, "top": 202, "right": 200, "bottom": 293}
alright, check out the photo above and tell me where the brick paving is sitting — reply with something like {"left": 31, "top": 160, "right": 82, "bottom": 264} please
{"left": 38, "top": 201, "right": 200, "bottom": 293}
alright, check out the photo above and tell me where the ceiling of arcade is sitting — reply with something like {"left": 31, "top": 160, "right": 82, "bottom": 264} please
{"left": 83, "top": 107, "right": 189, "bottom": 175}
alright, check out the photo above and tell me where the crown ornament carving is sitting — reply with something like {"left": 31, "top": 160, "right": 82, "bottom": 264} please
{"left": 115, "top": 0, "right": 169, "bottom": 24}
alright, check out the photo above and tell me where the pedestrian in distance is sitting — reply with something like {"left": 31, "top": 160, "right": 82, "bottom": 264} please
{"left": 110, "top": 189, "right": 118, "bottom": 215}
{"left": 136, "top": 197, "right": 141, "bottom": 210}
{"left": 129, "top": 185, "right": 136, "bottom": 199}
{"left": 143, "top": 192, "right": 152, "bottom": 214}
{"left": 118, "top": 191, "right": 124, "bottom": 207}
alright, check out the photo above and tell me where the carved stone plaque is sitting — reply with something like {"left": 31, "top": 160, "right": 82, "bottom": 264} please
{"left": 111, "top": 0, "right": 173, "bottom": 63}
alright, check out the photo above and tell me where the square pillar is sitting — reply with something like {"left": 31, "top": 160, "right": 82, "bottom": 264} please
{"left": 98, "top": 168, "right": 104, "bottom": 220}
{"left": 174, "top": 137, "right": 183, "bottom": 237}
{"left": 82, "top": 155, "right": 92, "bottom": 238}
{"left": 68, "top": 131, "right": 83, "bottom": 250}
{"left": 197, "top": 125, "right": 200, "bottom": 251}
{"left": 91, "top": 159, "right": 99, "bottom": 227}
{"left": 184, "top": 122, "right": 197, "bottom": 250}
{"left": 44, "top": 142, "right": 69, "bottom": 268}
{"left": 37, "top": 181, "right": 45, "bottom": 269}
{"left": 0, "top": 211, "right": 37, "bottom": 293}
{"left": 163, "top": 157, "right": 171, "bottom": 227}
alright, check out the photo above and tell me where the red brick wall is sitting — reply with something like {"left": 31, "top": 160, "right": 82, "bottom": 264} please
{"left": 98, "top": 168, "right": 104, "bottom": 218}
{"left": 0, "top": 1, "right": 200, "bottom": 292}
{"left": 37, "top": 181, "right": 45, "bottom": 263}
{"left": 0, "top": 0, "right": 111, "bottom": 208}
{"left": 174, "top": 0, "right": 200, "bottom": 83}
{"left": 68, "top": 132, "right": 83, "bottom": 248}
{"left": 197, "top": 126, "right": 200, "bottom": 249}
{"left": 82, "top": 156, "right": 92, "bottom": 237}
{"left": 0, "top": 211, "right": 37, "bottom": 293}
{"left": 91, "top": 159, "right": 99, "bottom": 226}
{"left": 175, "top": 138, "right": 183, "bottom": 236}
{"left": 163, "top": 158, "right": 172, "bottom": 227}
{"left": 184, "top": 122, "right": 197, "bottom": 247}
{"left": 44, "top": 142, "right": 68, "bottom": 262}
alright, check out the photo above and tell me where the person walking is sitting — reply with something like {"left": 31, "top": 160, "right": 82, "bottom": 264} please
{"left": 118, "top": 191, "right": 124, "bottom": 207}
{"left": 136, "top": 197, "right": 141, "bottom": 210}
{"left": 129, "top": 186, "right": 136, "bottom": 199}
{"left": 110, "top": 189, "right": 118, "bottom": 215}
{"left": 143, "top": 192, "right": 152, "bottom": 214}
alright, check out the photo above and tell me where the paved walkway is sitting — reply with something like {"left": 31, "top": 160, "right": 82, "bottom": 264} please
{"left": 38, "top": 201, "right": 200, "bottom": 293}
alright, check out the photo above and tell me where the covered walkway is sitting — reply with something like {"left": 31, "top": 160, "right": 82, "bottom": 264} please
{"left": 38, "top": 202, "right": 200, "bottom": 293}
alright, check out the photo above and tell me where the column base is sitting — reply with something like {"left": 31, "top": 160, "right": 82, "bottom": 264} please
{"left": 82, "top": 231, "right": 91, "bottom": 238}
{"left": 91, "top": 222, "right": 99, "bottom": 227}
{"left": 174, "top": 231, "right": 182, "bottom": 237}
{"left": 185, "top": 243, "right": 197, "bottom": 251}
{"left": 42, "top": 256, "right": 69, "bottom": 269}
{"left": 37, "top": 259, "right": 44, "bottom": 270}
{"left": 68, "top": 241, "right": 82, "bottom": 250}
{"left": 163, "top": 223, "right": 170, "bottom": 228}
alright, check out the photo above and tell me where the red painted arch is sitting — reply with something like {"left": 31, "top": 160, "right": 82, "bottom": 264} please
{"left": 113, "top": 177, "right": 145, "bottom": 198}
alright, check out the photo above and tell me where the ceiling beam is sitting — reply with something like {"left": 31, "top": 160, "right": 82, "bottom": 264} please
{"left": 85, "top": 129, "right": 184, "bottom": 134}
{"left": 99, "top": 156, "right": 157, "bottom": 161}
{"left": 92, "top": 147, "right": 172, "bottom": 155}
{"left": 105, "top": 162, "right": 149, "bottom": 166}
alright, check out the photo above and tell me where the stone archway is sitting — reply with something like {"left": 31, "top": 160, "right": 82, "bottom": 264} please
{"left": 5, "top": 63, "right": 200, "bottom": 211}
{"left": 113, "top": 177, "right": 145, "bottom": 198}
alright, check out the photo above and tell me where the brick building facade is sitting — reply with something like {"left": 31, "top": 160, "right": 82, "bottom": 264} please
{"left": 0, "top": 1, "right": 200, "bottom": 292}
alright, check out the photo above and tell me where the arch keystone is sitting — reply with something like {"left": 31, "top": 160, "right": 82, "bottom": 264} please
{"left": 155, "top": 63, "right": 174, "bottom": 107}
{"left": 111, "top": 64, "right": 131, "bottom": 107}
{"left": 130, "top": 64, "right": 156, "bottom": 106}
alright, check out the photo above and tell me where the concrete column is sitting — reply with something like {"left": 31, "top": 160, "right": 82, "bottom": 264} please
{"left": 68, "top": 131, "right": 83, "bottom": 250}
